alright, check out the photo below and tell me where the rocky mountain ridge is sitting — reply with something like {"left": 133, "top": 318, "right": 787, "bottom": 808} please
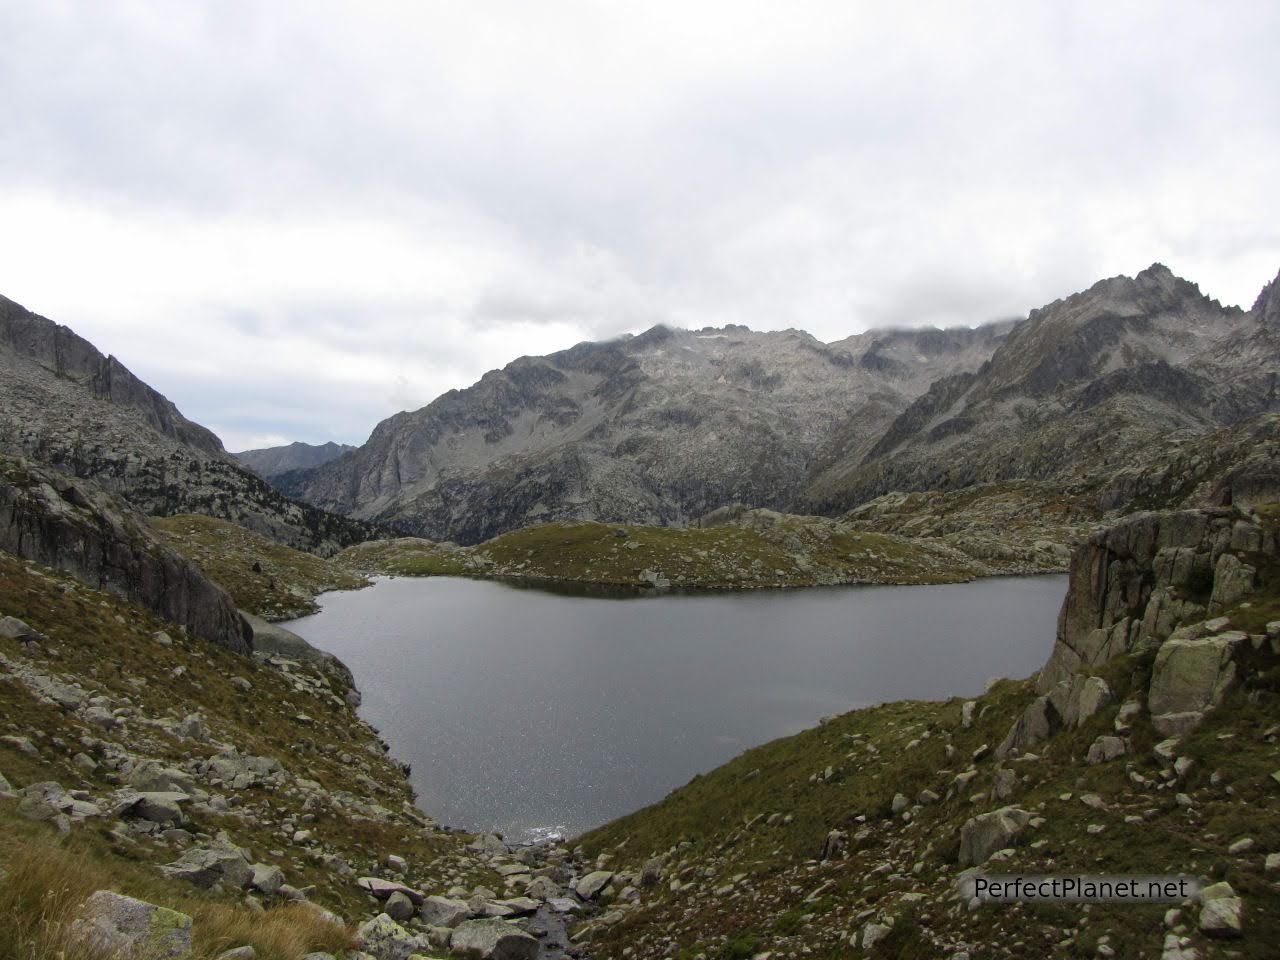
{"left": 236, "top": 442, "right": 356, "bottom": 481}
{"left": 282, "top": 264, "right": 1279, "bottom": 545}
{"left": 283, "top": 320, "right": 1013, "bottom": 543}
{"left": 0, "top": 295, "right": 381, "bottom": 555}
{"left": 803, "top": 264, "right": 1280, "bottom": 513}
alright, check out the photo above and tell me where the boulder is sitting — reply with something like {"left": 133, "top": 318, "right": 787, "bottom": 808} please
{"left": 861, "top": 921, "right": 892, "bottom": 950}
{"left": 131, "top": 791, "right": 187, "bottom": 824}
{"left": 249, "top": 863, "right": 285, "bottom": 896}
{"left": 1199, "top": 882, "right": 1243, "bottom": 938}
{"left": 575, "top": 870, "right": 614, "bottom": 900}
{"left": 449, "top": 918, "right": 538, "bottom": 960}
{"left": 384, "top": 891, "right": 415, "bottom": 922}
{"left": 357, "top": 877, "right": 424, "bottom": 904}
{"left": 996, "top": 695, "right": 1061, "bottom": 758}
{"left": 524, "top": 875, "right": 560, "bottom": 900}
{"left": 74, "top": 890, "right": 192, "bottom": 958}
{"left": 160, "top": 841, "right": 253, "bottom": 889}
{"left": 354, "top": 913, "right": 429, "bottom": 960}
{"left": 1148, "top": 633, "right": 1243, "bottom": 734}
{"left": 958, "top": 807, "right": 1032, "bottom": 866}
{"left": 420, "top": 895, "right": 472, "bottom": 928}
{"left": 0, "top": 615, "right": 41, "bottom": 641}
{"left": 1086, "top": 736, "right": 1128, "bottom": 765}
{"left": 467, "top": 832, "right": 508, "bottom": 855}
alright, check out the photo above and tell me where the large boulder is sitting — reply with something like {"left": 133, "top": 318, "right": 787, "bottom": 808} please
{"left": 73, "top": 890, "right": 192, "bottom": 958}
{"left": 128, "top": 760, "right": 197, "bottom": 794}
{"left": 420, "top": 895, "right": 473, "bottom": 928}
{"left": 354, "top": 913, "right": 430, "bottom": 960}
{"left": 449, "top": 918, "right": 538, "bottom": 960}
{"left": 357, "top": 877, "right": 424, "bottom": 904}
{"left": 958, "top": 807, "right": 1032, "bottom": 866}
{"left": 575, "top": 870, "right": 614, "bottom": 900}
{"left": 159, "top": 840, "right": 253, "bottom": 889}
{"left": 1148, "top": 631, "right": 1244, "bottom": 735}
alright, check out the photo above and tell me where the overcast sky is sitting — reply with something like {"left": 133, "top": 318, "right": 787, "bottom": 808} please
{"left": 2, "top": 1, "right": 1278, "bottom": 451}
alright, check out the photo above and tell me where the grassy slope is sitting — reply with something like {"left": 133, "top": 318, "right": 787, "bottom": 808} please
{"left": 151, "top": 514, "right": 368, "bottom": 620}
{"left": 574, "top": 548, "right": 1280, "bottom": 959}
{"left": 0, "top": 553, "right": 494, "bottom": 959}
{"left": 336, "top": 515, "right": 1034, "bottom": 591}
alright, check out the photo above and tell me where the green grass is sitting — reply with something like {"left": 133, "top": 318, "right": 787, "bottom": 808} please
{"left": 340, "top": 516, "right": 987, "bottom": 591}
{"left": 151, "top": 514, "right": 368, "bottom": 619}
{"left": 0, "top": 553, "right": 498, "bottom": 939}
{"left": 337, "top": 537, "right": 471, "bottom": 577}
{"left": 573, "top": 565, "right": 1280, "bottom": 960}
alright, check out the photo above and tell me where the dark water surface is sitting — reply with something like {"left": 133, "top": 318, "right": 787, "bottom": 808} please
{"left": 287, "top": 575, "right": 1065, "bottom": 842}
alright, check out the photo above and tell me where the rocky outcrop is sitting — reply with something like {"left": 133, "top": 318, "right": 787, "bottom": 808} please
{"left": 803, "top": 264, "right": 1279, "bottom": 515}
{"left": 1147, "top": 627, "right": 1247, "bottom": 734}
{"left": 0, "top": 294, "right": 379, "bottom": 555}
{"left": 0, "top": 456, "right": 252, "bottom": 654}
{"left": 1038, "top": 508, "right": 1269, "bottom": 693}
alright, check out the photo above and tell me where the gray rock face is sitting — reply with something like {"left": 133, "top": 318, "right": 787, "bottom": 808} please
{"left": 1199, "top": 882, "right": 1244, "bottom": 938}
{"left": 575, "top": 870, "right": 614, "bottom": 899}
{"left": 1038, "top": 509, "right": 1273, "bottom": 694}
{"left": 1148, "top": 631, "right": 1244, "bottom": 734}
{"left": 235, "top": 441, "right": 355, "bottom": 480}
{"left": 0, "top": 294, "right": 376, "bottom": 555}
{"left": 1086, "top": 736, "right": 1129, "bottom": 765}
{"left": 384, "top": 890, "right": 415, "bottom": 922}
{"left": 958, "top": 807, "right": 1032, "bottom": 865}
{"left": 420, "top": 894, "right": 472, "bottom": 928}
{"left": 160, "top": 840, "right": 253, "bottom": 889}
{"left": 449, "top": 918, "right": 539, "bottom": 960}
{"left": 128, "top": 760, "right": 197, "bottom": 794}
{"left": 0, "top": 457, "right": 253, "bottom": 654}
{"left": 805, "top": 263, "right": 1279, "bottom": 514}
{"left": 288, "top": 322, "right": 1011, "bottom": 543}
{"left": 354, "top": 913, "right": 430, "bottom": 960}
{"left": 74, "top": 890, "right": 192, "bottom": 958}
{"left": 249, "top": 863, "right": 285, "bottom": 896}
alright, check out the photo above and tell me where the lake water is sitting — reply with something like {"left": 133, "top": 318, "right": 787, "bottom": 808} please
{"left": 287, "top": 574, "right": 1065, "bottom": 842}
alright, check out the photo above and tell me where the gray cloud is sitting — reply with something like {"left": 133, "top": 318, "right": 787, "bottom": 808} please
{"left": 1, "top": 1, "right": 1278, "bottom": 450}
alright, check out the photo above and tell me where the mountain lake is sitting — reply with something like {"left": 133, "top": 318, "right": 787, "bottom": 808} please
{"left": 287, "top": 574, "right": 1066, "bottom": 842}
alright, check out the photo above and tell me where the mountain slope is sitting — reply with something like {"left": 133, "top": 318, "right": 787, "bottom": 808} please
{"left": 573, "top": 503, "right": 1280, "bottom": 960}
{"left": 803, "top": 264, "right": 1280, "bottom": 513}
{"left": 287, "top": 322, "right": 1012, "bottom": 544}
{"left": 235, "top": 441, "right": 355, "bottom": 480}
{"left": 0, "top": 295, "right": 379, "bottom": 554}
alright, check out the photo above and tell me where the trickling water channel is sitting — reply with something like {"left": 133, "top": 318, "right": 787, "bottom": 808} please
{"left": 288, "top": 574, "right": 1065, "bottom": 842}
